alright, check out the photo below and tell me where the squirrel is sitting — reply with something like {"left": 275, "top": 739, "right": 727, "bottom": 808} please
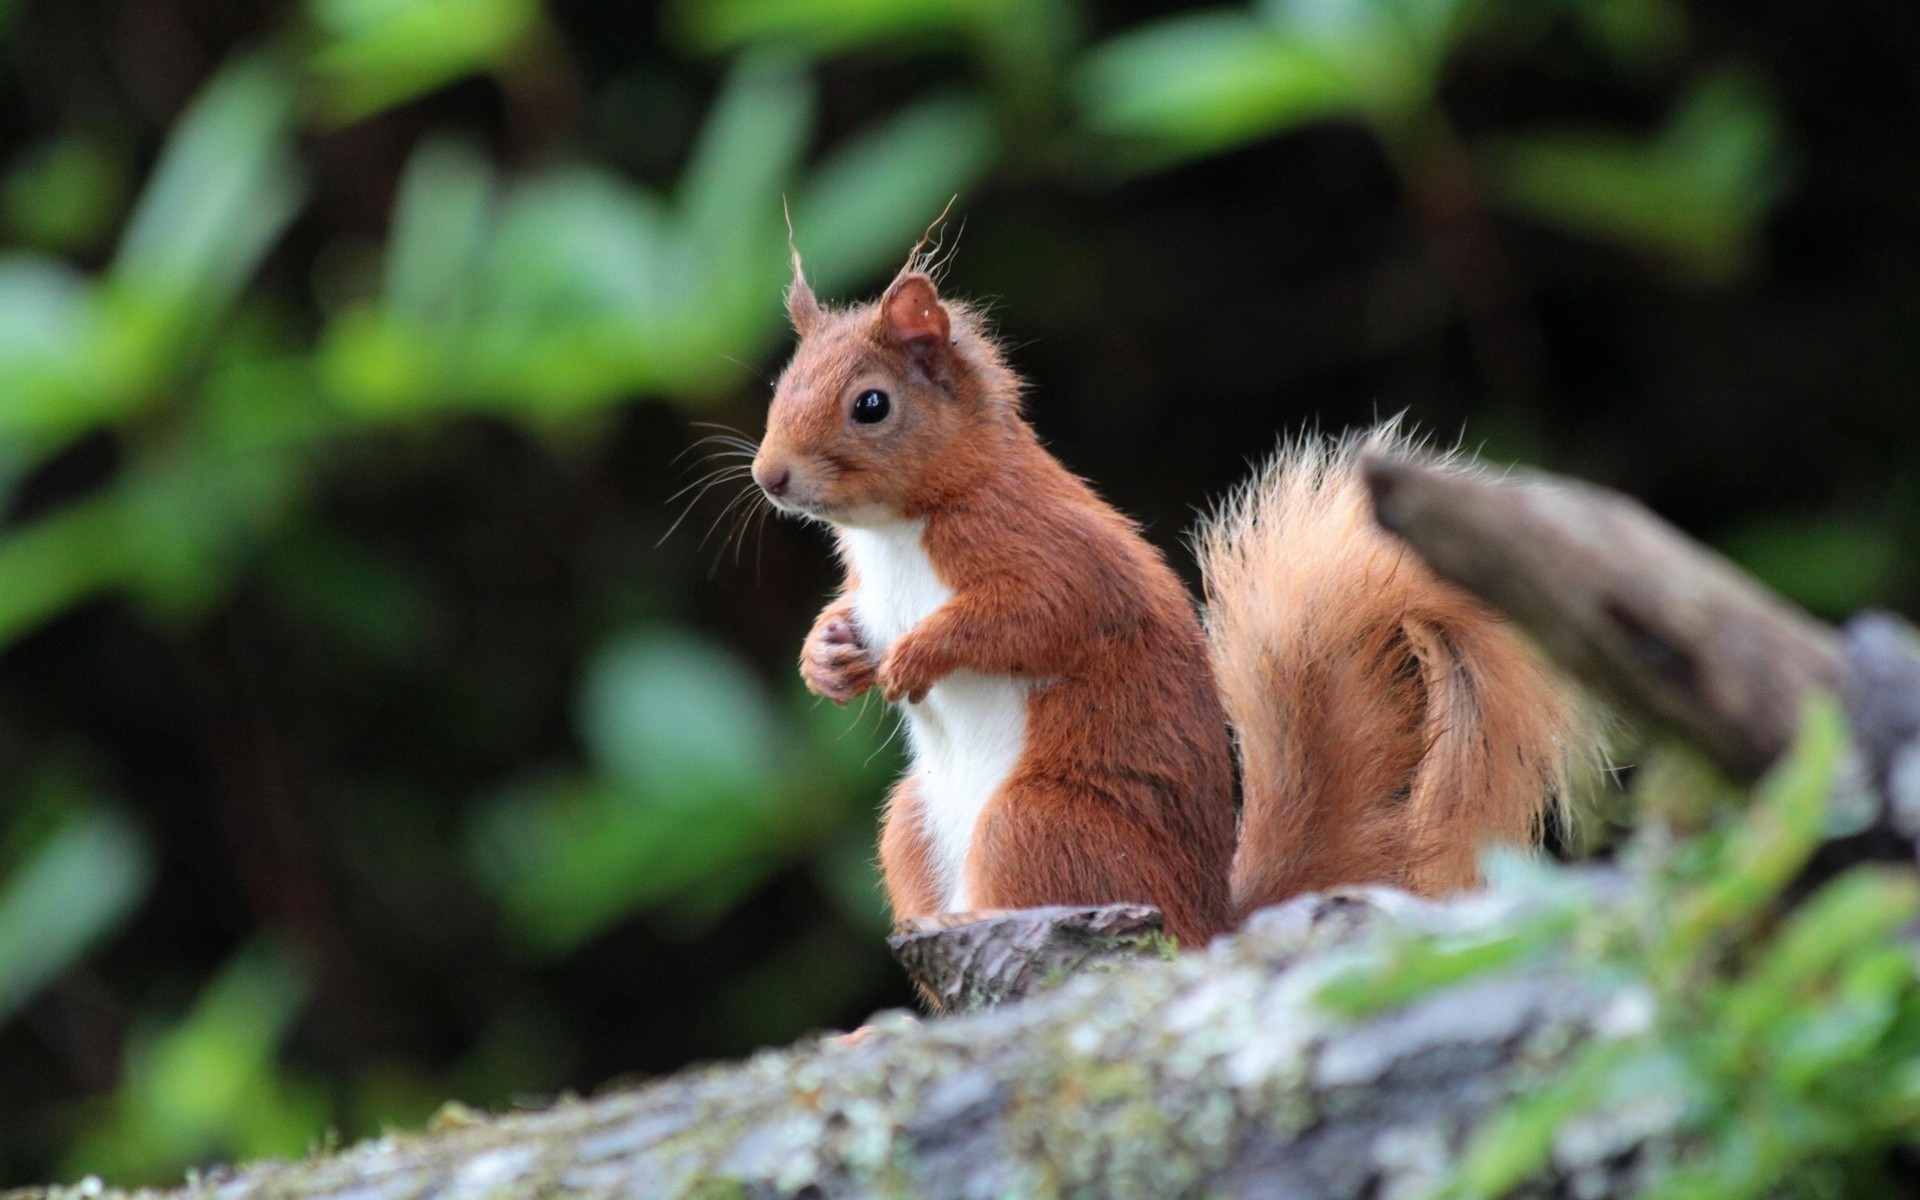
{"left": 749, "top": 247, "right": 1583, "bottom": 946}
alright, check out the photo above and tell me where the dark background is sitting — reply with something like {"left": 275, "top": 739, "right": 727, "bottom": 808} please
{"left": 0, "top": 0, "right": 1914, "bottom": 1184}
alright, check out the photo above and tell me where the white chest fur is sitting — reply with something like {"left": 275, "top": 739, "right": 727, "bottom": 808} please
{"left": 839, "top": 521, "right": 1029, "bottom": 910}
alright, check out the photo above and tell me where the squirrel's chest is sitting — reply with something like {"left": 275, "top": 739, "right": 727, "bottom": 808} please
{"left": 839, "top": 521, "right": 954, "bottom": 648}
{"left": 839, "top": 521, "right": 1030, "bottom": 910}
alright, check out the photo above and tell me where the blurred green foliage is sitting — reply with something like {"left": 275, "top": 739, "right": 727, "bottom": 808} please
{"left": 64, "top": 945, "right": 325, "bottom": 1183}
{"left": 1487, "top": 72, "right": 1787, "bottom": 281}
{"left": 1307, "top": 703, "right": 1917, "bottom": 1196}
{"left": 469, "top": 627, "right": 895, "bottom": 950}
{"left": 1363, "top": 702, "right": 1920, "bottom": 1200}
{"left": 0, "top": 0, "right": 1907, "bottom": 1189}
{"left": 0, "top": 806, "right": 150, "bottom": 1029}
{"left": 309, "top": 0, "right": 547, "bottom": 121}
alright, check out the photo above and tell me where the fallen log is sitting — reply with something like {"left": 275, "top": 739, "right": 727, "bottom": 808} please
{"left": 887, "top": 905, "right": 1169, "bottom": 1012}
{"left": 12, "top": 888, "right": 1642, "bottom": 1200}
{"left": 14, "top": 458, "right": 1916, "bottom": 1200}
{"left": 1361, "top": 455, "right": 1920, "bottom": 887}
{"left": 1361, "top": 454, "right": 1845, "bottom": 781}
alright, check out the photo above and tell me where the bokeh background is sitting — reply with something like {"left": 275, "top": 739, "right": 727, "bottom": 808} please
{"left": 0, "top": 0, "right": 1914, "bottom": 1185}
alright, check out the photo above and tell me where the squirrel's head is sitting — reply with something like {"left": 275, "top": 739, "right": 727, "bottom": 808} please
{"left": 752, "top": 247, "right": 1021, "bottom": 527}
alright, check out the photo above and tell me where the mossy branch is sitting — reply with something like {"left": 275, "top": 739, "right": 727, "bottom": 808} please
{"left": 14, "top": 464, "right": 1920, "bottom": 1200}
{"left": 1362, "top": 453, "right": 1845, "bottom": 781}
{"left": 9, "top": 888, "right": 1649, "bottom": 1200}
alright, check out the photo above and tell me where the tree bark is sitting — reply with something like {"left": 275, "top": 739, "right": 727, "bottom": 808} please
{"left": 888, "top": 905, "right": 1168, "bottom": 1012}
{"left": 1361, "top": 453, "right": 1844, "bottom": 781}
{"left": 20, "top": 459, "right": 1920, "bottom": 1200}
{"left": 11, "top": 888, "right": 1647, "bottom": 1200}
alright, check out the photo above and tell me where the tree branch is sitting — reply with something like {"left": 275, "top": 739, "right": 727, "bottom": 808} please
{"left": 11, "top": 889, "right": 1643, "bottom": 1200}
{"left": 1362, "top": 454, "right": 1845, "bottom": 780}
{"left": 888, "top": 905, "right": 1168, "bottom": 1012}
{"left": 20, "top": 460, "right": 1920, "bottom": 1200}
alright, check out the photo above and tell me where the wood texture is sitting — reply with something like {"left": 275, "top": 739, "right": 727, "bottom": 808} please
{"left": 887, "top": 905, "right": 1168, "bottom": 1012}
{"left": 21, "top": 460, "right": 1920, "bottom": 1200}
{"left": 1362, "top": 454, "right": 1845, "bottom": 779}
{"left": 10, "top": 889, "right": 1639, "bottom": 1200}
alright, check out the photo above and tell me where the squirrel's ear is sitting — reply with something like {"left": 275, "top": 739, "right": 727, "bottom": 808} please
{"left": 786, "top": 249, "right": 823, "bottom": 336}
{"left": 879, "top": 272, "right": 950, "bottom": 368}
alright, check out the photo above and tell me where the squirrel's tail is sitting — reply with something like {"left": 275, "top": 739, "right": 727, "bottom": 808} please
{"left": 1195, "top": 423, "right": 1587, "bottom": 918}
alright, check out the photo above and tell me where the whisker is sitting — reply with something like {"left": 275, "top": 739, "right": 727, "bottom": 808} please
{"left": 725, "top": 491, "right": 763, "bottom": 567}
{"left": 727, "top": 488, "right": 775, "bottom": 572}
{"left": 663, "top": 463, "right": 751, "bottom": 509}
{"left": 657, "top": 469, "right": 755, "bottom": 547}
{"left": 689, "top": 420, "right": 759, "bottom": 443}
{"left": 707, "top": 490, "right": 768, "bottom": 579}
{"left": 670, "top": 432, "right": 759, "bottom": 467}
{"left": 864, "top": 702, "right": 907, "bottom": 769}
{"left": 668, "top": 452, "right": 756, "bottom": 490}
{"left": 751, "top": 500, "right": 774, "bottom": 586}
{"left": 668, "top": 456, "right": 753, "bottom": 488}
{"left": 697, "top": 482, "right": 764, "bottom": 554}
{"left": 720, "top": 355, "right": 771, "bottom": 389}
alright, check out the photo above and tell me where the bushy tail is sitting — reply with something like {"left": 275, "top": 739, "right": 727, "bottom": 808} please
{"left": 1195, "top": 424, "right": 1586, "bottom": 918}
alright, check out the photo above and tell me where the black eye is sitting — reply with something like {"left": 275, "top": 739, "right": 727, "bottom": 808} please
{"left": 851, "top": 389, "right": 891, "bottom": 424}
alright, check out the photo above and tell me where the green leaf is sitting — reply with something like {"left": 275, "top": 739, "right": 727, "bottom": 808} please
{"left": 1720, "top": 514, "right": 1896, "bottom": 619}
{"left": 1550, "top": 0, "right": 1686, "bottom": 69}
{"left": 1664, "top": 696, "right": 1844, "bottom": 960}
{"left": 1075, "top": 12, "right": 1350, "bottom": 165}
{"left": 1486, "top": 72, "right": 1788, "bottom": 279}
{"left": 0, "top": 492, "right": 131, "bottom": 645}
{"left": 0, "top": 809, "right": 152, "bottom": 1026}
{"left": 468, "top": 775, "right": 632, "bottom": 953}
{"left": 678, "top": 53, "right": 814, "bottom": 255}
{"left": 1723, "top": 868, "right": 1919, "bottom": 1071}
{"left": 2, "top": 132, "right": 126, "bottom": 252}
{"left": 318, "top": 302, "right": 441, "bottom": 416}
{"left": 1260, "top": 0, "right": 1476, "bottom": 110}
{"left": 65, "top": 943, "right": 326, "bottom": 1184}
{"left": 463, "top": 628, "right": 894, "bottom": 952}
{"left": 118, "top": 448, "right": 307, "bottom": 624}
{"left": 113, "top": 57, "right": 305, "bottom": 329}
{"left": 476, "top": 165, "right": 694, "bottom": 406}
{"left": 310, "top": 0, "right": 543, "bottom": 123}
{"left": 385, "top": 137, "right": 495, "bottom": 329}
{"left": 467, "top": 771, "right": 797, "bottom": 953}
{"left": 578, "top": 627, "right": 783, "bottom": 797}
{"left": 1316, "top": 907, "right": 1576, "bottom": 1016}
{"left": 0, "top": 255, "right": 120, "bottom": 441}
{"left": 794, "top": 92, "right": 994, "bottom": 295}
{"left": 487, "top": 170, "right": 679, "bottom": 319}
{"left": 1448, "top": 1039, "right": 1643, "bottom": 1200}
{"left": 263, "top": 524, "right": 437, "bottom": 662}
{"left": 323, "top": 54, "right": 994, "bottom": 416}
{"left": 316, "top": 137, "right": 497, "bottom": 416}
{"left": 679, "top": 0, "right": 988, "bottom": 55}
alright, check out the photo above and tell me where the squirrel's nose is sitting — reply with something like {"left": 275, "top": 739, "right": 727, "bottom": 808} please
{"left": 754, "top": 461, "right": 792, "bottom": 499}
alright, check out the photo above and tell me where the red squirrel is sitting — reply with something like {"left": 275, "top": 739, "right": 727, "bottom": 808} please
{"left": 750, "top": 248, "right": 1581, "bottom": 946}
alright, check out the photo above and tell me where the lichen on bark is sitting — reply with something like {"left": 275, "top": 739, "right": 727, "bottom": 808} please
{"left": 10, "top": 886, "right": 1639, "bottom": 1200}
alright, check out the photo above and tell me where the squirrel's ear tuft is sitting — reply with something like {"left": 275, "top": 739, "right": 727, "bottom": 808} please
{"left": 786, "top": 249, "right": 823, "bottom": 336}
{"left": 879, "top": 272, "right": 950, "bottom": 366}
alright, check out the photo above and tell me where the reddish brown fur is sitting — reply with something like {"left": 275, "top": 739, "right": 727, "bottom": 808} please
{"left": 756, "top": 256, "right": 1583, "bottom": 946}
{"left": 758, "top": 258, "right": 1236, "bottom": 944}
{"left": 1195, "top": 426, "right": 1583, "bottom": 915}
{"left": 876, "top": 778, "right": 943, "bottom": 917}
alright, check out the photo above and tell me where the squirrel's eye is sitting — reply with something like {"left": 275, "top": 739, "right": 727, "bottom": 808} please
{"left": 851, "top": 389, "right": 891, "bottom": 425}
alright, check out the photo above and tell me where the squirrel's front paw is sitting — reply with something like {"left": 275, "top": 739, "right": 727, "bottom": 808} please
{"left": 878, "top": 636, "right": 948, "bottom": 705}
{"left": 801, "top": 616, "right": 876, "bottom": 705}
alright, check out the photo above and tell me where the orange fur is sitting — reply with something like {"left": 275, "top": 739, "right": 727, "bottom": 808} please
{"left": 755, "top": 255, "right": 1582, "bottom": 946}
{"left": 1196, "top": 425, "right": 1582, "bottom": 915}
{"left": 877, "top": 778, "right": 944, "bottom": 916}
